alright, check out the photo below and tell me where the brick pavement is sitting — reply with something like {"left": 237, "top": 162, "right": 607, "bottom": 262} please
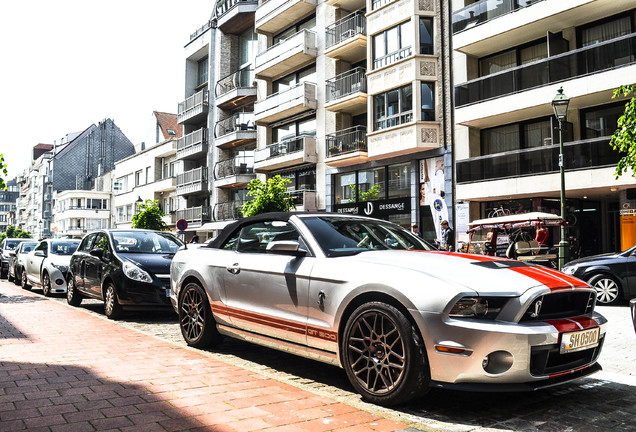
{"left": 0, "top": 283, "right": 413, "bottom": 432}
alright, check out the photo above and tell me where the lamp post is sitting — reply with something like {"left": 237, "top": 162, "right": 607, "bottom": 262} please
{"left": 552, "top": 87, "right": 570, "bottom": 270}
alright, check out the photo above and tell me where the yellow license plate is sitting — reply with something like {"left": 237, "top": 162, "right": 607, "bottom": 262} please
{"left": 560, "top": 327, "right": 600, "bottom": 354}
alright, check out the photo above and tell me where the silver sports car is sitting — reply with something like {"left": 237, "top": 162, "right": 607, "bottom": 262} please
{"left": 170, "top": 213, "right": 606, "bottom": 406}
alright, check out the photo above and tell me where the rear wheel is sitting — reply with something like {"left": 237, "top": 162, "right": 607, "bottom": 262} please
{"left": 42, "top": 273, "right": 52, "bottom": 297}
{"left": 342, "top": 302, "right": 430, "bottom": 406}
{"left": 179, "top": 282, "right": 222, "bottom": 348}
{"left": 21, "top": 271, "right": 30, "bottom": 290}
{"left": 67, "top": 277, "right": 83, "bottom": 306}
{"left": 104, "top": 283, "right": 122, "bottom": 319}
{"left": 589, "top": 274, "right": 622, "bottom": 306}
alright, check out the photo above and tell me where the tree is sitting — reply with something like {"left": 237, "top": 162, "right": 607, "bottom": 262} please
{"left": 240, "top": 176, "right": 296, "bottom": 217}
{"left": 131, "top": 199, "right": 168, "bottom": 231}
{"left": 610, "top": 84, "right": 636, "bottom": 179}
{"left": 0, "top": 225, "right": 30, "bottom": 243}
{"left": 349, "top": 184, "right": 381, "bottom": 202}
{"left": 0, "top": 154, "right": 7, "bottom": 190}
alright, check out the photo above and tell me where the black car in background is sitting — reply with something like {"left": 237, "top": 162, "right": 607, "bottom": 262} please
{"left": 1, "top": 238, "right": 27, "bottom": 279}
{"left": 562, "top": 246, "right": 636, "bottom": 305}
{"left": 67, "top": 229, "right": 183, "bottom": 319}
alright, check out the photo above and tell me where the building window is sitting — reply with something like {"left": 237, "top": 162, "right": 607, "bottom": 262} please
{"left": 481, "top": 118, "right": 554, "bottom": 155}
{"left": 373, "top": 20, "right": 412, "bottom": 69}
{"left": 239, "top": 28, "right": 257, "bottom": 68}
{"left": 419, "top": 18, "right": 433, "bottom": 55}
{"left": 388, "top": 163, "right": 411, "bottom": 199}
{"left": 273, "top": 15, "right": 316, "bottom": 45}
{"left": 582, "top": 102, "right": 625, "bottom": 139}
{"left": 197, "top": 57, "right": 208, "bottom": 87}
{"left": 579, "top": 15, "right": 632, "bottom": 47}
{"left": 135, "top": 170, "right": 142, "bottom": 187}
{"left": 421, "top": 82, "right": 435, "bottom": 121}
{"left": 273, "top": 66, "right": 316, "bottom": 94}
{"left": 478, "top": 39, "right": 547, "bottom": 77}
{"left": 373, "top": 84, "right": 413, "bottom": 131}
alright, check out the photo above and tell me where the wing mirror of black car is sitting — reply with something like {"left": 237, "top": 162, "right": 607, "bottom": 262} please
{"left": 266, "top": 240, "right": 307, "bottom": 257}
{"left": 90, "top": 248, "right": 104, "bottom": 259}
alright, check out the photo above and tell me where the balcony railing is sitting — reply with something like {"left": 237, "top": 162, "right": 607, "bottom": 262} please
{"left": 456, "top": 137, "right": 621, "bottom": 183}
{"left": 373, "top": 46, "right": 412, "bottom": 70}
{"left": 215, "top": 66, "right": 255, "bottom": 98}
{"left": 214, "top": 156, "right": 255, "bottom": 179}
{"left": 176, "top": 167, "right": 208, "bottom": 191}
{"left": 326, "top": 126, "right": 367, "bottom": 157}
{"left": 190, "top": 21, "right": 213, "bottom": 41}
{"left": 216, "top": 0, "right": 256, "bottom": 18}
{"left": 255, "top": 29, "right": 317, "bottom": 79}
{"left": 289, "top": 189, "right": 317, "bottom": 211}
{"left": 452, "top": 0, "right": 546, "bottom": 34}
{"left": 455, "top": 32, "right": 636, "bottom": 107}
{"left": 176, "top": 206, "right": 212, "bottom": 224}
{"left": 177, "top": 89, "right": 209, "bottom": 123}
{"left": 215, "top": 112, "right": 256, "bottom": 138}
{"left": 176, "top": 128, "right": 209, "bottom": 159}
{"left": 254, "top": 81, "right": 317, "bottom": 124}
{"left": 326, "top": 68, "right": 367, "bottom": 103}
{"left": 371, "top": 0, "right": 394, "bottom": 11}
{"left": 257, "top": 135, "right": 308, "bottom": 161}
{"left": 214, "top": 201, "right": 244, "bottom": 221}
{"left": 326, "top": 11, "right": 366, "bottom": 49}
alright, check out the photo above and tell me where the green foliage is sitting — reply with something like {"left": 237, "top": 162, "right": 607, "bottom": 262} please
{"left": 610, "top": 84, "right": 636, "bottom": 179}
{"left": 349, "top": 184, "right": 381, "bottom": 202}
{"left": 0, "top": 154, "right": 7, "bottom": 190}
{"left": 131, "top": 199, "right": 168, "bottom": 231}
{"left": 240, "top": 176, "right": 296, "bottom": 217}
{"left": 0, "top": 225, "right": 30, "bottom": 242}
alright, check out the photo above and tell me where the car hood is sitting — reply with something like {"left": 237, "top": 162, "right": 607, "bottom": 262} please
{"left": 565, "top": 252, "right": 620, "bottom": 267}
{"left": 47, "top": 255, "right": 73, "bottom": 266}
{"left": 119, "top": 253, "right": 173, "bottom": 275}
{"left": 349, "top": 250, "right": 587, "bottom": 296}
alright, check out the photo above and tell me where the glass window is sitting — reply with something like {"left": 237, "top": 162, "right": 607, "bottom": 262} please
{"left": 273, "top": 15, "right": 316, "bottom": 45}
{"left": 372, "top": 20, "right": 412, "bottom": 69}
{"left": 358, "top": 167, "right": 385, "bottom": 199}
{"left": 197, "top": 57, "right": 208, "bottom": 87}
{"left": 234, "top": 221, "right": 301, "bottom": 254}
{"left": 582, "top": 102, "right": 625, "bottom": 138}
{"left": 421, "top": 82, "right": 435, "bottom": 121}
{"left": 335, "top": 172, "right": 356, "bottom": 204}
{"left": 419, "top": 18, "right": 433, "bottom": 55}
{"left": 373, "top": 85, "right": 413, "bottom": 131}
{"left": 481, "top": 124, "right": 520, "bottom": 154}
{"left": 388, "top": 163, "right": 410, "bottom": 199}
{"left": 522, "top": 120, "right": 551, "bottom": 148}
{"left": 580, "top": 16, "right": 631, "bottom": 47}
{"left": 239, "top": 28, "right": 257, "bottom": 67}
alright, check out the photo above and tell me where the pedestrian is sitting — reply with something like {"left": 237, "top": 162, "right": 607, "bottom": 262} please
{"left": 440, "top": 220, "right": 454, "bottom": 251}
{"left": 189, "top": 235, "right": 199, "bottom": 244}
{"left": 411, "top": 224, "right": 422, "bottom": 238}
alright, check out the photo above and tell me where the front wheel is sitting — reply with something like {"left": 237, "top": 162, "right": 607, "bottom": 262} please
{"left": 342, "top": 302, "right": 430, "bottom": 406}
{"left": 589, "top": 274, "right": 622, "bottom": 306}
{"left": 104, "top": 283, "right": 123, "bottom": 319}
{"left": 179, "top": 282, "right": 222, "bottom": 348}
{"left": 67, "top": 277, "right": 83, "bottom": 306}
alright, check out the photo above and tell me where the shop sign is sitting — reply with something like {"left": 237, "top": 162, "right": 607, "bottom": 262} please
{"left": 333, "top": 197, "right": 411, "bottom": 218}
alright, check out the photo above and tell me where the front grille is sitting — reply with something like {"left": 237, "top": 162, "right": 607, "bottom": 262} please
{"left": 530, "top": 335, "right": 604, "bottom": 376}
{"left": 520, "top": 291, "right": 595, "bottom": 322}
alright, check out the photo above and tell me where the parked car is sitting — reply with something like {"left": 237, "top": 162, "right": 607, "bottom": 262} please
{"left": 67, "top": 229, "right": 183, "bottom": 319}
{"left": 23, "top": 239, "right": 81, "bottom": 296}
{"left": 562, "top": 246, "right": 636, "bottom": 305}
{"left": 8, "top": 241, "right": 37, "bottom": 284}
{"left": 170, "top": 212, "right": 607, "bottom": 406}
{"left": 1, "top": 238, "right": 28, "bottom": 279}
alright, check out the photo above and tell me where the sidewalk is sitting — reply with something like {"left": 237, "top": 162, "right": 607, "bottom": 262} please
{"left": 0, "top": 282, "right": 410, "bottom": 432}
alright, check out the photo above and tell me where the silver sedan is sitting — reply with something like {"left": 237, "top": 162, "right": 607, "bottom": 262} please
{"left": 170, "top": 213, "right": 606, "bottom": 406}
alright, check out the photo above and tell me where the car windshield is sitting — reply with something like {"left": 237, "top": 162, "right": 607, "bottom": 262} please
{"left": 302, "top": 216, "right": 435, "bottom": 257}
{"left": 5, "top": 240, "right": 22, "bottom": 250}
{"left": 51, "top": 241, "right": 81, "bottom": 255}
{"left": 112, "top": 231, "right": 184, "bottom": 254}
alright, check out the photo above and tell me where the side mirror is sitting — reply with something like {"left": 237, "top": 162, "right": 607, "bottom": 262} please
{"left": 34, "top": 250, "right": 46, "bottom": 257}
{"left": 90, "top": 248, "right": 104, "bottom": 259}
{"left": 266, "top": 240, "right": 307, "bottom": 257}
{"left": 9, "top": 251, "right": 16, "bottom": 257}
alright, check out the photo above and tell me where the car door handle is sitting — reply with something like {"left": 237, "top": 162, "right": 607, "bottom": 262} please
{"left": 226, "top": 263, "right": 240, "bottom": 275}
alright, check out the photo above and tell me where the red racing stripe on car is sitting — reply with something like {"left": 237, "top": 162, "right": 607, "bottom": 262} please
{"left": 509, "top": 265, "right": 586, "bottom": 291}
{"left": 546, "top": 317, "right": 598, "bottom": 333}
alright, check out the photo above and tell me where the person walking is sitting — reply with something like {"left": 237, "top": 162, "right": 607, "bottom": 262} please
{"left": 440, "top": 220, "right": 454, "bottom": 251}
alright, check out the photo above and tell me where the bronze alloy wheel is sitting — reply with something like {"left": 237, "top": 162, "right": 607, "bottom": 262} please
{"left": 179, "top": 282, "right": 222, "bottom": 348}
{"left": 342, "top": 302, "right": 430, "bottom": 406}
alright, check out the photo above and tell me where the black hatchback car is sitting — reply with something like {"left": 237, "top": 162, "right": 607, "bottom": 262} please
{"left": 562, "top": 246, "right": 636, "bottom": 305}
{"left": 67, "top": 229, "right": 184, "bottom": 319}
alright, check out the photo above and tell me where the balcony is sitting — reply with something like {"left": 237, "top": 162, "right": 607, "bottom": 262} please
{"left": 289, "top": 189, "right": 317, "bottom": 212}
{"left": 216, "top": 0, "right": 258, "bottom": 34}
{"left": 154, "top": 177, "right": 177, "bottom": 194}
{"left": 215, "top": 112, "right": 257, "bottom": 149}
{"left": 214, "top": 156, "right": 256, "bottom": 188}
{"left": 325, "top": 67, "right": 367, "bottom": 115}
{"left": 213, "top": 200, "right": 244, "bottom": 221}
{"left": 176, "top": 206, "right": 212, "bottom": 225}
{"left": 368, "top": 122, "right": 441, "bottom": 159}
{"left": 456, "top": 137, "right": 620, "bottom": 184}
{"left": 325, "top": 11, "right": 367, "bottom": 63}
{"left": 254, "top": 82, "right": 317, "bottom": 125}
{"left": 177, "top": 89, "right": 209, "bottom": 124}
{"left": 176, "top": 167, "right": 209, "bottom": 196}
{"left": 177, "top": 128, "right": 209, "bottom": 160}
{"left": 255, "top": 0, "right": 316, "bottom": 35}
{"left": 452, "top": 0, "right": 546, "bottom": 34}
{"left": 456, "top": 33, "right": 636, "bottom": 108}
{"left": 325, "top": 126, "right": 369, "bottom": 167}
{"left": 215, "top": 66, "right": 257, "bottom": 110}
{"left": 324, "top": 0, "right": 365, "bottom": 11}
{"left": 255, "top": 29, "right": 317, "bottom": 80}
{"left": 254, "top": 135, "right": 317, "bottom": 172}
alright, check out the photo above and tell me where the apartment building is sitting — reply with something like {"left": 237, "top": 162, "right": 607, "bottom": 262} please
{"left": 452, "top": 0, "right": 636, "bottom": 256}
{"left": 179, "top": 0, "right": 453, "bottom": 242}
{"left": 53, "top": 189, "right": 112, "bottom": 238}
{"left": 0, "top": 179, "right": 18, "bottom": 232}
{"left": 113, "top": 112, "right": 182, "bottom": 229}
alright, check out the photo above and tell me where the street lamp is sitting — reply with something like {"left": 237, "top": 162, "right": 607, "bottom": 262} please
{"left": 552, "top": 87, "right": 570, "bottom": 270}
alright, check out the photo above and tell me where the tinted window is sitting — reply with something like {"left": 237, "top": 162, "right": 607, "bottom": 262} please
{"left": 112, "top": 231, "right": 183, "bottom": 254}
{"left": 51, "top": 241, "right": 81, "bottom": 255}
{"left": 233, "top": 221, "right": 301, "bottom": 254}
{"left": 4, "top": 240, "right": 22, "bottom": 250}
{"left": 19, "top": 243, "right": 37, "bottom": 253}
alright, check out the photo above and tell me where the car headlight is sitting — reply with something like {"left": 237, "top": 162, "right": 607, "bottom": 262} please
{"left": 449, "top": 297, "right": 508, "bottom": 320}
{"left": 122, "top": 261, "right": 153, "bottom": 283}
{"left": 561, "top": 265, "right": 577, "bottom": 275}
{"left": 52, "top": 264, "right": 69, "bottom": 273}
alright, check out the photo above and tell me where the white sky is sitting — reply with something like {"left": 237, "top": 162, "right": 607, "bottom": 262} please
{"left": 0, "top": 0, "right": 213, "bottom": 180}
